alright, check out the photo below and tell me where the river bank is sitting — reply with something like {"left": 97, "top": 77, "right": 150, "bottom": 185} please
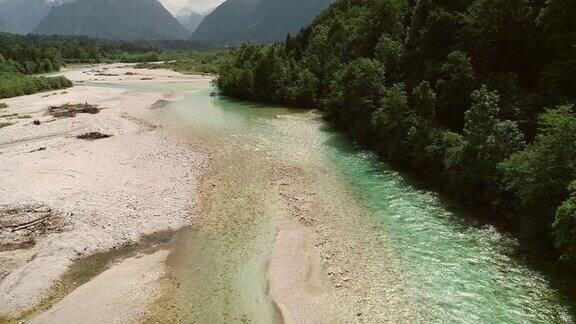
{"left": 140, "top": 91, "right": 414, "bottom": 323}
{"left": 0, "top": 64, "right": 209, "bottom": 321}
{"left": 143, "top": 86, "right": 573, "bottom": 323}
{"left": 0, "top": 64, "right": 573, "bottom": 323}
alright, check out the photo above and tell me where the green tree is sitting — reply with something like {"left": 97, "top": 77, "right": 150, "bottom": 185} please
{"left": 326, "top": 58, "right": 386, "bottom": 135}
{"left": 447, "top": 86, "right": 524, "bottom": 200}
{"left": 372, "top": 83, "right": 416, "bottom": 161}
{"left": 214, "top": 0, "right": 576, "bottom": 265}
{"left": 540, "top": 0, "right": 576, "bottom": 98}
{"left": 500, "top": 105, "right": 576, "bottom": 243}
{"left": 411, "top": 80, "right": 436, "bottom": 120}
{"left": 553, "top": 181, "right": 576, "bottom": 265}
{"left": 293, "top": 69, "right": 318, "bottom": 107}
{"left": 375, "top": 35, "right": 403, "bottom": 83}
{"left": 435, "top": 50, "right": 477, "bottom": 130}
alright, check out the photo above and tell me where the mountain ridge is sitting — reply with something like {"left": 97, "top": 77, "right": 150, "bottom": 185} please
{"left": 0, "top": 10, "right": 25, "bottom": 34}
{"left": 0, "top": 0, "right": 56, "bottom": 33}
{"left": 34, "top": 0, "right": 189, "bottom": 41}
{"left": 190, "top": 0, "right": 332, "bottom": 44}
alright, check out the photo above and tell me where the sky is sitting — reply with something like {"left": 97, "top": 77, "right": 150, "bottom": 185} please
{"left": 159, "top": 0, "right": 225, "bottom": 14}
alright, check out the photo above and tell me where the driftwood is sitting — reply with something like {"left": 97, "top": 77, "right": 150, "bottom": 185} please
{"left": 0, "top": 213, "right": 51, "bottom": 231}
{"left": 0, "top": 205, "right": 52, "bottom": 231}
{"left": 48, "top": 103, "right": 100, "bottom": 118}
{"left": 76, "top": 132, "right": 112, "bottom": 140}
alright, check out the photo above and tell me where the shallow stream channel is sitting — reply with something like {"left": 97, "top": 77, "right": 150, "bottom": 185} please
{"left": 93, "top": 80, "right": 575, "bottom": 323}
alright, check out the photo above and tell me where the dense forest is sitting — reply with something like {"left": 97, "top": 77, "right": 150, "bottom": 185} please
{"left": 217, "top": 0, "right": 576, "bottom": 267}
{"left": 0, "top": 33, "right": 158, "bottom": 98}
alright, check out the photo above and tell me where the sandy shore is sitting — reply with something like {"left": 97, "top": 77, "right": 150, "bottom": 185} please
{"left": 2, "top": 63, "right": 412, "bottom": 323}
{"left": 0, "top": 64, "right": 209, "bottom": 321}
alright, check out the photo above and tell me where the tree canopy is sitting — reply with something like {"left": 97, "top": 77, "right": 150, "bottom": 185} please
{"left": 216, "top": 0, "right": 576, "bottom": 267}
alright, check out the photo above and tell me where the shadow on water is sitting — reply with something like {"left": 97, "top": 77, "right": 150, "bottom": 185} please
{"left": 319, "top": 123, "right": 576, "bottom": 321}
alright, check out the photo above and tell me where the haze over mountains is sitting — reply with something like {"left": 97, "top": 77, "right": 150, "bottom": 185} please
{"left": 34, "top": 0, "right": 189, "bottom": 41}
{"left": 0, "top": 0, "right": 332, "bottom": 44}
{"left": 0, "top": 11, "right": 23, "bottom": 34}
{"left": 160, "top": 0, "right": 223, "bottom": 14}
{"left": 191, "top": 0, "right": 333, "bottom": 44}
{"left": 0, "top": 0, "right": 69, "bottom": 34}
{"left": 175, "top": 8, "right": 205, "bottom": 33}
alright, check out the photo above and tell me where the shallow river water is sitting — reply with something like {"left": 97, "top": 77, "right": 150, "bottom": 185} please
{"left": 94, "top": 81, "right": 574, "bottom": 323}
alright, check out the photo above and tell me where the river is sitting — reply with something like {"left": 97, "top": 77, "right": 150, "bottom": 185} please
{"left": 93, "top": 80, "right": 574, "bottom": 323}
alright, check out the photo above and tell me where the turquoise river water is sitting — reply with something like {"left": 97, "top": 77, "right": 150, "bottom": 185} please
{"left": 92, "top": 81, "right": 575, "bottom": 323}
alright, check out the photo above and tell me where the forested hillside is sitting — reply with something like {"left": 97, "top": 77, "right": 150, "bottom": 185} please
{"left": 217, "top": 0, "right": 576, "bottom": 267}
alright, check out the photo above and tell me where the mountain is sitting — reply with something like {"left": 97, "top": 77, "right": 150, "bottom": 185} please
{"left": 34, "top": 0, "right": 189, "bottom": 41}
{"left": 190, "top": 0, "right": 333, "bottom": 44}
{"left": 0, "top": 10, "right": 24, "bottom": 34}
{"left": 175, "top": 8, "right": 204, "bottom": 33}
{"left": 0, "top": 0, "right": 57, "bottom": 33}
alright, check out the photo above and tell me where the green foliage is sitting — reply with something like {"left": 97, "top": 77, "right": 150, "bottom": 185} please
{"left": 411, "top": 81, "right": 436, "bottom": 120}
{"left": 372, "top": 83, "right": 410, "bottom": 138}
{"left": 326, "top": 58, "right": 386, "bottom": 132}
{"left": 436, "top": 51, "right": 478, "bottom": 130}
{"left": 463, "top": 86, "right": 500, "bottom": 148}
{"left": 375, "top": 36, "right": 403, "bottom": 82}
{"left": 252, "top": 46, "right": 290, "bottom": 102}
{"left": 0, "top": 73, "right": 72, "bottom": 99}
{"left": 553, "top": 181, "right": 576, "bottom": 264}
{"left": 0, "top": 33, "right": 154, "bottom": 100}
{"left": 216, "top": 0, "right": 576, "bottom": 266}
{"left": 121, "top": 52, "right": 159, "bottom": 63}
{"left": 0, "top": 33, "right": 153, "bottom": 74}
{"left": 447, "top": 86, "right": 524, "bottom": 200}
{"left": 540, "top": 0, "right": 576, "bottom": 99}
{"left": 134, "top": 50, "right": 232, "bottom": 75}
{"left": 500, "top": 105, "right": 576, "bottom": 243}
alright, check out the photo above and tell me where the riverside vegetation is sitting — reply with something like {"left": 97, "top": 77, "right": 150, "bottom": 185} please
{"left": 133, "top": 50, "right": 233, "bottom": 75}
{"left": 215, "top": 0, "right": 576, "bottom": 268}
{"left": 0, "top": 33, "right": 195, "bottom": 99}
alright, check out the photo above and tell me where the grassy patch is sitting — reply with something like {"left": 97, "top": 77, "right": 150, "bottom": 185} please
{"left": 0, "top": 121, "right": 12, "bottom": 129}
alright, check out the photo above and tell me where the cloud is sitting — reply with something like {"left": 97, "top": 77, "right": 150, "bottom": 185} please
{"left": 160, "top": 0, "right": 225, "bottom": 13}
